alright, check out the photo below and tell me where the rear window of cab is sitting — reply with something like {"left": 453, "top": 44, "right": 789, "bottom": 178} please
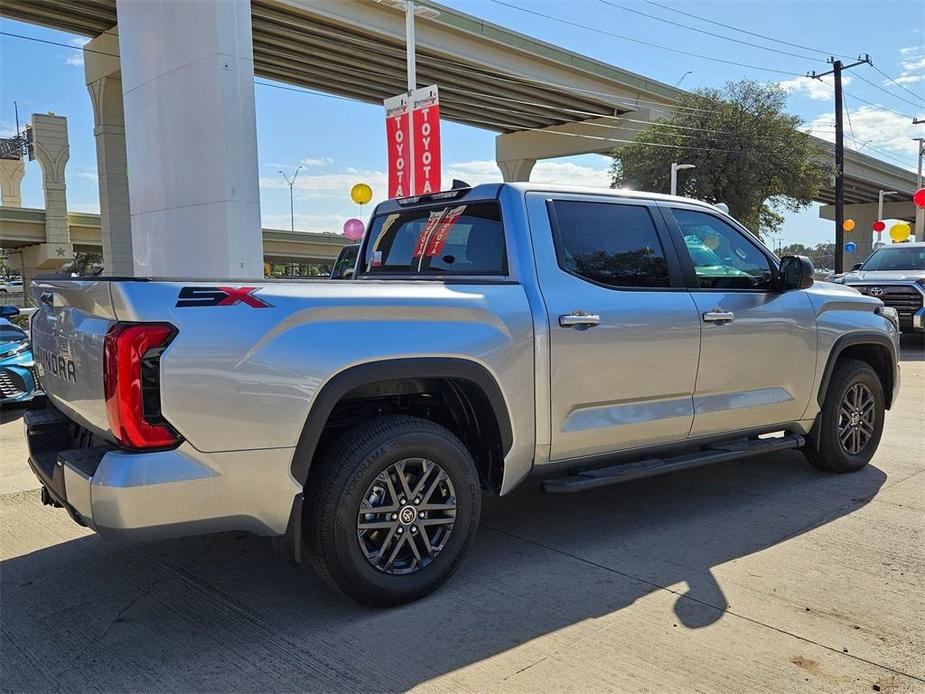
{"left": 360, "top": 202, "right": 506, "bottom": 276}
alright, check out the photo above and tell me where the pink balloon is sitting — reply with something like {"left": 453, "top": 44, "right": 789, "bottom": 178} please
{"left": 343, "top": 218, "right": 364, "bottom": 240}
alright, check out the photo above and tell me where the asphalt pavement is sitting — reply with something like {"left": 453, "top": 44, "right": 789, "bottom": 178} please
{"left": 2, "top": 336, "right": 923, "bottom": 693}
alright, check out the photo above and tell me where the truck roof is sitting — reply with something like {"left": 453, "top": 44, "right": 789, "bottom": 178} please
{"left": 374, "top": 182, "right": 726, "bottom": 216}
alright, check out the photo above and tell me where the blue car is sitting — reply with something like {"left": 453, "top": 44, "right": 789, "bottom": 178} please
{"left": 0, "top": 306, "right": 39, "bottom": 405}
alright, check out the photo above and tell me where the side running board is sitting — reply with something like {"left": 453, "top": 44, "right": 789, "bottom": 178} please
{"left": 542, "top": 434, "right": 805, "bottom": 494}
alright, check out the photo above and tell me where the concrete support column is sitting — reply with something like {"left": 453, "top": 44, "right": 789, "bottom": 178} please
{"left": 85, "top": 29, "right": 134, "bottom": 275}
{"left": 0, "top": 158, "right": 25, "bottom": 206}
{"left": 117, "top": 0, "right": 263, "bottom": 278}
{"left": 29, "top": 114, "right": 73, "bottom": 277}
{"left": 497, "top": 158, "right": 536, "bottom": 182}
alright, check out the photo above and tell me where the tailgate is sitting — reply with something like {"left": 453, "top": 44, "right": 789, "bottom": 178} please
{"left": 30, "top": 279, "right": 117, "bottom": 437}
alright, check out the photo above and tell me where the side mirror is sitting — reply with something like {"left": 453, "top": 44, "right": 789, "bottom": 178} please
{"left": 851, "top": 263, "right": 863, "bottom": 271}
{"left": 779, "top": 255, "right": 814, "bottom": 291}
{"left": 0, "top": 305, "right": 20, "bottom": 318}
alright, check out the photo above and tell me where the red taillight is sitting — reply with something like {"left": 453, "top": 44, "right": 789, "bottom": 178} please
{"left": 104, "top": 323, "right": 178, "bottom": 449}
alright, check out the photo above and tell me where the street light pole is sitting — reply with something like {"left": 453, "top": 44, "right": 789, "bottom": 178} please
{"left": 670, "top": 163, "right": 695, "bottom": 196}
{"left": 279, "top": 165, "right": 303, "bottom": 231}
{"left": 877, "top": 189, "right": 896, "bottom": 245}
{"left": 405, "top": 0, "right": 417, "bottom": 91}
{"left": 914, "top": 133, "right": 924, "bottom": 241}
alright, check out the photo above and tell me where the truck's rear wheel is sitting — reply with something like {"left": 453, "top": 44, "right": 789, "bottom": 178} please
{"left": 304, "top": 415, "right": 481, "bottom": 606}
{"left": 804, "top": 359, "right": 884, "bottom": 473}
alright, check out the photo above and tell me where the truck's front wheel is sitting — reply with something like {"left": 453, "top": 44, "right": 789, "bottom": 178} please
{"left": 304, "top": 415, "right": 481, "bottom": 606}
{"left": 804, "top": 359, "right": 885, "bottom": 473}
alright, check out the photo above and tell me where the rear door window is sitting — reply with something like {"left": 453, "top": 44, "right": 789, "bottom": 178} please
{"left": 361, "top": 202, "right": 506, "bottom": 276}
{"left": 550, "top": 201, "right": 671, "bottom": 288}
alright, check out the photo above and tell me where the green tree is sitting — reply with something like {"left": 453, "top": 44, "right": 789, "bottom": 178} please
{"left": 61, "top": 252, "right": 103, "bottom": 276}
{"left": 610, "top": 80, "right": 829, "bottom": 237}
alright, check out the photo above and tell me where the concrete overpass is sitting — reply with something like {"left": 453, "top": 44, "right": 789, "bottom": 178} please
{"left": 0, "top": 206, "right": 351, "bottom": 267}
{"left": 0, "top": 0, "right": 919, "bottom": 276}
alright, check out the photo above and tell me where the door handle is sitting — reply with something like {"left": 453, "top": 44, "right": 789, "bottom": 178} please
{"left": 702, "top": 309, "right": 735, "bottom": 323}
{"left": 559, "top": 312, "right": 600, "bottom": 328}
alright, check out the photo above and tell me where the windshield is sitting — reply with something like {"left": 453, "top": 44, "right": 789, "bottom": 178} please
{"left": 361, "top": 202, "right": 506, "bottom": 276}
{"left": 861, "top": 246, "right": 925, "bottom": 271}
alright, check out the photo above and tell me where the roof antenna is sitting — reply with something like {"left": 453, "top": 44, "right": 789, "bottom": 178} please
{"left": 450, "top": 179, "right": 470, "bottom": 190}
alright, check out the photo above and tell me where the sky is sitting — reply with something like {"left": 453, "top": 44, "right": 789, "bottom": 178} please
{"left": 1, "top": 0, "right": 923, "bottom": 249}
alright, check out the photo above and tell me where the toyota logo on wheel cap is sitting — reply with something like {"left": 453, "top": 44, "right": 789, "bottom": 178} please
{"left": 869, "top": 287, "right": 884, "bottom": 297}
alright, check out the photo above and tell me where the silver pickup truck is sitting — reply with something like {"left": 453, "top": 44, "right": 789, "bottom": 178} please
{"left": 832, "top": 241, "right": 925, "bottom": 333}
{"left": 25, "top": 183, "right": 901, "bottom": 606}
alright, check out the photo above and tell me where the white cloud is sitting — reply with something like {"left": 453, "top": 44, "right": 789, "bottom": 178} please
{"left": 804, "top": 106, "right": 919, "bottom": 166}
{"left": 894, "top": 74, "right": 923, "bottom": 86}
{"left": 260, "top": 168, "right": 388, "bottom": 200}
{"left": 261, "top": 212, "right": 351, "bottom": 233}
{"left": 890, "top": 47, "right": 925, "bottom": 92}
{"left": 65, "top": 37, "right": 90, "bottom": 66}
{"left": 68, "top": 201, "right": 101, "bottom": 214}
{"left": 778, "top": 75, "right": 849, "bottom": 101}
{"left": 444, "top": 159, "right": 610, "bottom": 188}
{"left": 257, "top": 159, "right": 611, "bottom": 232}
{"left": 300, "top": 157, "right": 333, "bottom": 167}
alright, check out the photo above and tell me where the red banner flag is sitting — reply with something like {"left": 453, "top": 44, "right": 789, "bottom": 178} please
{"left": 425, "top": 205, "right": 465, "bottom": 257}
{"left": 384, "top": 94, "right": 410, "bottom": 198}
{"left": 411, "top": 86, "right": 441, "bottom": 195}
{"left": 385, "top": 86, "right": 441, "bottom": 198}
{"left": 413, "top": 209, "right": 446, "bottom": 260}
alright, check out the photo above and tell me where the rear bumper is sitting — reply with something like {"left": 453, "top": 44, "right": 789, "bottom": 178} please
{"left": 25, "top": 401, "right": 300, "bottom": 542}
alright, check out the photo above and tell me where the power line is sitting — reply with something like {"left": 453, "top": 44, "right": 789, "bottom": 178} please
{"left": 484, "top": 0, "right": 805, "bottom": 77}
{"left": 869, "top": 64, "right": 925, "bottom": 106}
{"left": 596, "top": 0, "right": 824, "bottom": 62}
{"left": 1, "top": 27, "right": 915, "bottom": 169}
{"left": 852, "top": 71, "right": 925, "bottom": 110}
{"left": 637, "top": 0, "right": 854, "bottom": 60}
{"left": 844, "top": 93, "right": 859, "bottom": 148}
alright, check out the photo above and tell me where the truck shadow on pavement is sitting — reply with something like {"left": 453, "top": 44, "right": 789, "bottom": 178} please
{"left": 2, "top": 450, "right": 886, "bottom": 691}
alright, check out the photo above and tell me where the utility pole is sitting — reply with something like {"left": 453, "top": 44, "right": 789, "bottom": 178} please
{"left": 914, "top": 117, "right": 924, "bottom": 241}
{"left": 810, "top": 55, "right": 871, "bottom": 272}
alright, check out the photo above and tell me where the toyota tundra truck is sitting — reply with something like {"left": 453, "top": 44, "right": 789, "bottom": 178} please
{"left": 831, "top": 241, "right": 925, "bottom": 333}
{"left": 24, "top": 183, "right": 901, "bottom": 606}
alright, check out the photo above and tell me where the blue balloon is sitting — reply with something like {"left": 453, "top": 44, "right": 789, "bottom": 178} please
{"left": 845, "top": 242, "right": 857, "bottom": 253}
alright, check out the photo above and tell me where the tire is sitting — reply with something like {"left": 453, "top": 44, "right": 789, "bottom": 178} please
{"left": 804, "top": 358, "right": 884, "bottom": 473}
{"left": 303, "top": 415, "right": 481, "bottom": 607}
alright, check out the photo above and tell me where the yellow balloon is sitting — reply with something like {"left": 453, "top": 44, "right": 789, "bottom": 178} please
{"left": 703, "top": 233, "right": 720, "bottom": 250}
{"left": 350, "top": 183, "right": 373, "bottom": 205}
{"left": 889, "top": 222, "right": 911, "bottom": 242}
{"left": 842, "top": 218, "right": 855, "bottom": 232}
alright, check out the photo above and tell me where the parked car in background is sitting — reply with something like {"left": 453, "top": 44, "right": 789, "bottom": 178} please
{"left": 830, "top": 242, "right": 925, "bottom": 333}
{"left": 1, "top": 279, "right": 23, "bottom": 296}
{"left": 23, "top": 183, "right": 900, "bottom": 606}
{"left": 0, "top": 306, "right": 39, "bottom": 405}
{"left": 330, "top": 244, "right": 360, "bottom": 279}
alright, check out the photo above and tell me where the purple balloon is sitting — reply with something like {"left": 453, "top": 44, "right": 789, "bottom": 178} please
{"left": 343, "top": 218, "right": 364, "bottom": 240}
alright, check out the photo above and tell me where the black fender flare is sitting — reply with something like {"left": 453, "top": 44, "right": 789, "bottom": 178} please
{"left": 816, "top": 331, "right": 898, "bottom": 409}
{"left": 290, "top": 357, "right": 514, "bottom": 486}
